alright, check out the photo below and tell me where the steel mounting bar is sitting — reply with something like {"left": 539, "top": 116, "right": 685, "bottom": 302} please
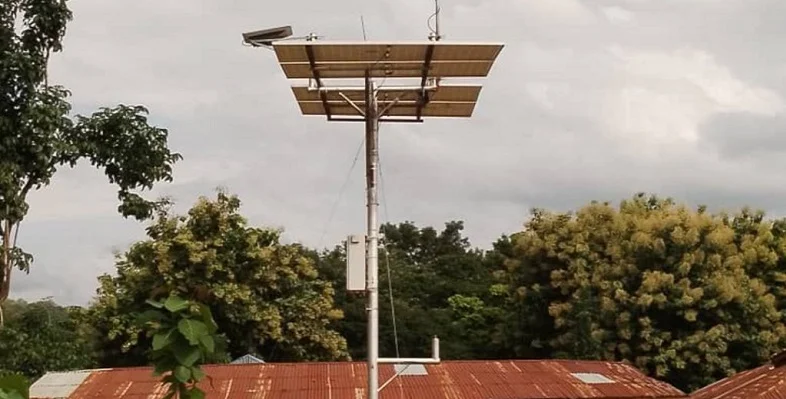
{"left": 415, "top": 44, "right": 436, "bottom": 120}
{"left": 305, "top": 44, "right": 331, "bottom": 120}
{"left": 378, "top": 364, "right": 411, "bottom": 393}
{"left": 377, "top": 96, "right": 403, "bottom": 119}
{"left": 338, "top": 92, "right": 365, "bottom": 116}
{"left": 328, "top": 117, "right": 424, "bottom": 123}
{"left": 308, "top": 85, "right": 438, "bottom": 93}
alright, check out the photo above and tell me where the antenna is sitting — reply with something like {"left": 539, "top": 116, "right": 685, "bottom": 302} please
{"left": 428, "top": 0, "right": 442, "bottom": 41}
{"left": 244, "top": 18, "right": 503, "bottom": 399}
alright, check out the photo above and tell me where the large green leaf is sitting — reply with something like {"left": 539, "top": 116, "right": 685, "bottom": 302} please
{"left": 197, "top": 304, "right": 218, "bottom": 334}
{"left": 187, "top": 388, "right": 206, "bottom": 399}
{"left": 136, "top": 309, "right": 166, "bottom": 325}
{"left": 145, "top": 299, "right": 164, "bottom": 309}
{"left": 190, "top": 367, "right": 206, "bottom": 382}
{"left": 152, "top": 357, "right": 178, "bottom": 377}
{"left": 164, "top": 296, "right": 189, "bottom": 313}
{"left": 0, "top": 389, "right": 26, "bottom": 399}
{"left": 173, "top": 366, "right": 191, "bottom": 383}
{"left": 173, "top": 345, "right": 201, "bottom": 367}
{"left": 198, "top": 335, "right": 215, "bottom": 353}
{"left": 178, "top": 319, "right": 208, "bottom": 345}
{"left": 0, "top": 375, "right": 29, "bottom": 399}
{"left": 152, "top": 328, "right": 177, "bottom": 351}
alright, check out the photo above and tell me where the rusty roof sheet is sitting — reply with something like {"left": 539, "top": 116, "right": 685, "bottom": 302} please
{"left": 690, "top": 360, "right": 786, "bottom": 399}
{"left": 32, "top": 360, "right": 685, "bottom": 399}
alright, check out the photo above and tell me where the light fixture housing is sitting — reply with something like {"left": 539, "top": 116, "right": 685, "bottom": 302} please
{"left": 242, "top": 25, "right": 293, "bottom": 47}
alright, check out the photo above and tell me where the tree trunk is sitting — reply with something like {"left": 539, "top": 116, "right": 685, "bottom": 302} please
{"left": 0, "top": 218, "right": 12, "bottom": 328}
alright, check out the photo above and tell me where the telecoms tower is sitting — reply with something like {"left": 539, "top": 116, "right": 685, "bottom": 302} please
{"left": 243, "top": 9, "right": 503, "bottom": 399}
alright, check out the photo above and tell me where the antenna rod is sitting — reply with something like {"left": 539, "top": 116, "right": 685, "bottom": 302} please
{"left": 434, "top": 0, "right": 440, "bottom": 40}
{"left": 364, "top": 70, "right": 380, "bottom": 399}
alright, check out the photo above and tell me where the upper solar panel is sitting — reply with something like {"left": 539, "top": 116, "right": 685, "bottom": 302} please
{"left": 273, "top": 41, "right": 504, "bottom": 79}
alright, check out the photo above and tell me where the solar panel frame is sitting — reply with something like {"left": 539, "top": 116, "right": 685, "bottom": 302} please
{"left": 279, "top": 60, "right": 496, "bottom": 79}
{"left": 295, "top": 100, "right": 477, "bottom": 118}
{"left": 273, "top": 41, "right": 504, "bottom": 64}
{"left": 273, "top": 41, "right": 503, "bottom": 80}
{"left": 272, "top": 40, "right": 503, "bottom": 120}
{"left": 290, "top": 84, "right": 482, "bottom": 102}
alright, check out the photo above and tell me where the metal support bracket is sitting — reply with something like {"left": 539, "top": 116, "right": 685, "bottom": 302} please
{"left": 377, "top": 95, "right": 402, "bottom": 120}
{"left": 329, "top": 117, "right": 424, "bottom": 123}
{"left": 338, "top": 92, "right": 366, "bottom": 117}
{"left": 305, "top": 45, "right": 331, "bottom": 120}
{"left": 376, "top": 337, "right": 441, "bottom": 394}
{"left": 378, "top": 364, "right": 411, "bottom": 393}
{"left": 415, "top": 44, "right": 436, "bottom": 120}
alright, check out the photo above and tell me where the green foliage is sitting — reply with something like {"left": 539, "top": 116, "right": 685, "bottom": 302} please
{"left": 139, "top": 294, "right": 222, "bottom": 399}
{"left": 319, "top": 221, "right": 506, "bottom": 360}
{"left": 0, "top": 374, "right": 29, "bottom": 399}
{"left": 0, "top": 299, "right": 95, "bottom": 380}
{"left": 90, "top": 191, "right": 348, "bottom": 366}
{"left": 0, "top": 0, "right": 181, "bottom": 309}
{"left": 495, "top": 193, "right": 786, "bottom": 391}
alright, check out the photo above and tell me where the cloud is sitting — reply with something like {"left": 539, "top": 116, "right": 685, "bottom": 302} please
{"left": 8, "top": 0, "right": 786, "bottom": 305}
{"left": 700, "top": 112, "right": 786, "bottom": 161}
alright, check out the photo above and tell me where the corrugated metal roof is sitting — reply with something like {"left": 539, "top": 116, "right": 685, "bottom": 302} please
{"left": 28, "top": 369, "right": 97, "bottom": 399}
{"left": 31, "top": 360, "right": 685, "bottom": 399}
{"left": 690, "top": 356, "right": 786, "bottom": 399}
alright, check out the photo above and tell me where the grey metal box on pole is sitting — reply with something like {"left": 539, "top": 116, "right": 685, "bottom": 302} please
{"left": 346, "top": 234, "right": 366, "bottom": 291}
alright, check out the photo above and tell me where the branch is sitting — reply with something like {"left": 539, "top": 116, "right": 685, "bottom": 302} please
{"left": 19, "top": 176, "right": 37, "bottom": 199}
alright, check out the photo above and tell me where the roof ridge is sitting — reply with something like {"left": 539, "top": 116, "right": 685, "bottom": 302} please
{"left": 39, "top": 358, "right": 645, "bottom": 373}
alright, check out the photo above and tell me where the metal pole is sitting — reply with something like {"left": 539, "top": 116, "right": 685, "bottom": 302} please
{"left": 364, "top": 71, "right": 380, "bottom": 399}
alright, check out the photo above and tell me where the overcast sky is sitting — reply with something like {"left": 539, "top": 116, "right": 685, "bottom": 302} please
{"left": 12, "top": 0, "right": 786, "bottom": 305}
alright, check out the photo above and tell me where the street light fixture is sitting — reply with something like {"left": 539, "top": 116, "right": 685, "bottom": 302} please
{"left": 243, "top": 17, "right": 503, "bottom": 399}
{"left": 242, "top": 25, "right": 293, "bottom": 47}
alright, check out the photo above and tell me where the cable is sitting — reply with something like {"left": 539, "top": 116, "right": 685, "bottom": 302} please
{"left": 427, "top": 13, "right": 438, "bottom": 34}
{"left": 427, "top": 2, "right": 441, "bottom": 34}
{"left": 383, "top": 238, "right": 400, "bottom": 358}
{"left": 379, "top": 153, "right": 401, "bottom": 358}
{"left": 378, "top": 153, "right": 391, "bottom": 224}
{"left": 316, "top": 137, "right": 365, "bottom": 250}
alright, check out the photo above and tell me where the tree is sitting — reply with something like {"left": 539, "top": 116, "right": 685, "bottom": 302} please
{"left": 724, "top": 208, "right": 786, "bottom": 312}
{"left": 496, "top": 193, "right": 786, "bottom": 391}
{"left": 0, "top": 0, "right": 182, "bottom": 321}
{"left": 0, "top": 299, "right": 95, "bottom": 379}
{"left": 140, "top": 294, "right": 224, "bottom": 399}
{"left": 319, "top": 221, "right": 506, "bottom": 360}
{"left": 89, "top": 191, "right": 348, "bottom": 367}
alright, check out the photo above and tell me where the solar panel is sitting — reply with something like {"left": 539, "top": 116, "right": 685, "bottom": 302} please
{"left": 290, "top": 84, "right": 481, "bottom": 102}
{"left": 273, "top": 41, "right": 504, "bottom": 79}
{"left": 290, "top": 84, "right": 481, "bottom": 118}
{"left": 295, "top": 100, "right": 477, "bottom": 118}
{"left": 271, "top": 41, "right": 502, "bottom": 120}
{"left": 279, "top": 60, "right": 495, "bottom": 79}
{"left": 274, "top": 41, "right": 504, "bottom": 63}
